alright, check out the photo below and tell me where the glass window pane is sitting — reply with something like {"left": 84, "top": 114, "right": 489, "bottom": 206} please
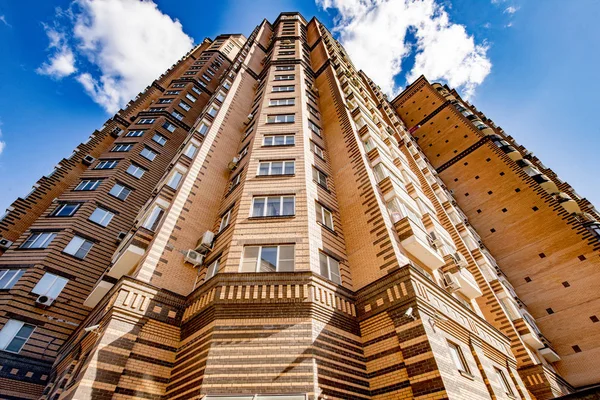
{"left": 278, "top": 245, "right": 294, "bottom": 272}
{"left": 329, "top": 258, "right": 341, "bottom": 284}
{"left": 260, "top": 247, "right": 277, "bottom": 272}
{"left": 282, "top": 197, "right": 295, "bottom": 216}
{"left": 252, "top": 198, "right": 265, "bottom": 217}
{"left": 274, "top": 136, "right": 285, "bottom": 145}
{"left": 264, "top": 136, "right": 273, "bottom": 146}
{"left": 6, "top": 337, "right": 26, "bottom": 353}
{"left": 0, "top": 320, "right": 23, "bottom": 350}
{"left": 270, "top": 162, "right": 283, "bottom": 175}
{"left": 284, "top": 161, "right": 294, "bottom": 175}
{"left": 241, "top": 247, "right": 260, "bottom": 272}
{"left": 319, "top": 253, "right": 329, "bottom": 278}
{"left": 258, "top": 163, "right": 270, "bottom": 176}
{"left": 266, "top": 197, "right": 281, "bottom": 216}
{"left": 286, "top": 136, "right": 295, "bottom": 145}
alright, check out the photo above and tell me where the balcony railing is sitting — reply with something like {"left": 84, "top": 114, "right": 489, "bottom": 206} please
{"left": 394, "top": 215, "right": 445, "bottom": 270}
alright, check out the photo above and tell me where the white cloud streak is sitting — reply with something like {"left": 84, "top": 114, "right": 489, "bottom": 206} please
{"left": 36, "top": 24, "right": 77, "bottom": 78}
{"left": 504, "top": 6, "right": 519, "bottom": 14}
{"left": 0, "top": 15, "right": 11, "bottom": 27}
{"left": 0, "top": 123, "right": 6, "bottom": 156}
{"left": 37, "top": 0, "right": 194, "bottom": 114}
{"left": 317, "top": 0, "right": 492, "bottom": 98}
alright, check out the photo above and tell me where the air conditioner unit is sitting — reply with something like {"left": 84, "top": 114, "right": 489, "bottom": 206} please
{"left": 195, "top": 231, "right": 215, "bottom": 253}
{"left": 228, "top": 157, "right": 240, "bottom": 171}
{"left": 184, "top": 250, "right": 204, "bottom": 266}
{"left": 110, "top": 128, "right": 123, "bottom": 138}
{"left": 243, "top": 114, "right": 253, "bottom": 125}
{"left": 429, "top": 231, "right": 443, "bottom": 248}
{"left": 36, "top": 295, "right": 55, "bottom": 307}
{"left": 82, "top": 155, "right": 95, "bottom": 166}
{"left": 116, "top": 232, "right": 128, "bottom": 242}
{"left": 0, "top": 238, "right": 13, "bottom": 250}
{"left": 453, "top": 252, "right": 468, "bottom": 268}
{"left": 443, "top": 273, "right": 461, "bottom": 293}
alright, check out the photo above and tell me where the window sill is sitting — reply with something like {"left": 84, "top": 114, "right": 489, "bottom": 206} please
{"left": 261, "top": 144, "right": 295, "bottom": 148}
{"left": 318, "top": 222, "right": 337, "bottom": 236}
{"left": 265, "top": 121, "right": 295, "bottom": 124}
{"left": 459, "top": 371, "right": 475, "bottom": 380}
{"left": 248, "top": 215, "right": 295, "bottom": 220}
{"left": 255, "top": 174, "right": 295, "bottom": 178}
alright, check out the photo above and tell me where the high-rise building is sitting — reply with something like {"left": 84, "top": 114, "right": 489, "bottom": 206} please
{"left": 0, "top": 12, "right": 597, "bottom": 400}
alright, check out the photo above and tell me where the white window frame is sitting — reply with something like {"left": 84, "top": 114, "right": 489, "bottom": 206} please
{"left": 219, "top": 209, "right": 232, "bottom": 232}
{"left": 316, "top": 203, "right": 334, "bottom": 231}
{"left": 319, "top": 252, "right": 341, "bottom": 284}
{"left": 448, "top": 341, "right": 470, "bottom": 374}
{"left": 0, "top": 269, "right": 25, "bottom": 290}
{"left": 127, "top": 164, "right": 146, "bottom": 179}
{"left": 53, "top": 203, "right": 80, "bottom": 217}
{"left": 308, "top": 120, "right": 321, "bottom": 135}
{"left": 152, "top": 134, "right": 167, "bottom": 146}
{"left": 140, "top": 147, "right": 157, "bottom": 161}
{"left": 179, "top": 101, "right": 191, "bottom": 111}
{"left": 185, "top": 93, "right": 197, "bottom": 103}
{"left": 251, "top": 196, "right": 295, "bottom": 217}
{"left": 240, "top": 245, "right": 295, "bottom": 272}
{"left": 167, "top": 170, "right": 184, "bottom": 189}
{"left": 142, "top": 205, "right": 165, "bottom": 231}
{"left": 313, "top": 167, "right": 328, "bottom": 188}
{"left": 274, "top": 74, "right": 295, "bottom": 81}
{"left": 125, "top": 130, "right": 145, "bottom": 137}
{"left": 75, "top": 180, "right": 101, "bottom": 191}
{"left": 109, "top": 183, "right": 132, "bottom": 200}
{"left": 21, "top": 232, "right": 56, "bottom": 249}
{"left": 0, "top": 320, "right": 35, "bottom": 353}
{"left": 171, "top": 110, "right": 184, "bottom": 121}
{"left": 207, "top": 105, "right": 219, "bottom": 117}
{"left": 197, "top": 121, "right": 210, "bottom": 135}
{"left": 495, "top": 367, "right": 515, "bottom": 396}
{"left": 94, "top": 160, "right": 118, "bottom": 170}
{"left": 163, "top": 122, "right": 176, "bottom": 132}
{"left": 272, "top": 85, "right": 294, "bottom": 92}
{"left": 31, "top": 272, "right": 68, "bottom": 299}
{"left": 263, "top": 135, "right": 295, "bottom": 146}
{"left": 89, "top": 207, "right": 114, "bottom": 227}
{"left": 312, "top": 142, "right": 324, "bottom": 158}
{"left": 267, "top": 114, "right": 295, "bottom": 123}
{"left": 257, "top": 160, "right": 295, "bottom": 176}
{"left": 216, "top": 91, "right": 226, "bottom": 102}
{"left": 206, "top": 259, "right": 219, "bottom": 280}
{"left": 269, "top": 98, "right": 295, "bottom": 106}
{"left": 138, "top": 118, "right": 155, "bottom": 124}
{"left": 184, "top": 143, "right": 198, "bottom": 158}
{"left": 275, "top": 65, "right": 294, "bottom": 71}
{"left": 63, "top": 236, "right": 93, "bottom": 259}
{"left": 112, "top": 144, "right": 132, "bottom": 152}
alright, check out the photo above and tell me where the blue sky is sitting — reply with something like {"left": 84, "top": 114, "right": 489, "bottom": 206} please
{"left": 0, "top": 0, "right": 598, "bottom": 212}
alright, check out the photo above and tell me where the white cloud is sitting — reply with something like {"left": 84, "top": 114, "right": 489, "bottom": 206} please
{"left": 38, "top": 0, "right": 194, "bottom": 113}
{"left": 0, "top": 15, "right": 11, "bottom": 27}
{"left": 317, "top": 0, "right": 492, "bottom": 99}
{"left": 504, "top": 6, "right": 519, "bottom": 14}
{"left": 36, "top": 25, "right": 77, "bottom": 78}
{"left": 0, "top": 124, "right": 6, "bottom": 156}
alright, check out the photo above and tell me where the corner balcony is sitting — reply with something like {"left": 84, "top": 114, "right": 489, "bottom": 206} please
{"left": 392, "top": 213, "right": 445, "bottom": 270}
{"left": 514, "top": 317, "right": 544, "bottom": 350}
{"left": 539, "top": 345, "right": 561, "bottom": 362}
{"left": 444, "top": 266, "right": 482, "bottom": 300}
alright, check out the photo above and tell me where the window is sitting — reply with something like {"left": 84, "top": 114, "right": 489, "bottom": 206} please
{"left": 198, "top": 80, "right": 207, "bottom": 88}
{"left": 448, "top": 341, "right": 470, "bottom": 373}
{"left": 238, "top": 146, "right": 249, "bottom": 159}
{"left": 264, "top": 134, "right": 294, "bottom": 146}
{"left": 311, "top": 142, "right": 324, "bottom": 158}
{"left": 274, "top": 74, "right": 294, "bottom": 81}
{"left": 207, "top": 105, "right": 219, "bottom": 117}
{"left": 372, "top": 163, "right": 388, "bottom": 183}
{"left": 206, "top": 259, "right": 219, "bottom": 280}
{"left": 158, "top": 98, "right": 173, "bottom": 104}
{"left": 191, "top": 86, "right": 203, "bottom": 95}
{"left": 64, "top": 236, "right": 93, "bottom": 259}
{"left": 167, "top": 171, "right": 183, "bottom": 189}
{"left": 75, "top": 179, "right": 101, "bottom": 191}
{"left": 223, "top": 81, "right": 231, "bottom": 90}
{"left": 308, "top": 120, "right": 321, "bottom": 135}
{"left": 258, "top": 161, "right": 295, "bottom": 176}
{"left": 275, "top": 65, "right": 294, "bottom": 71}
{"left": 94, "top": 160, "right": 118, "bottom": 170}
{"left": 316, "top": 203, "right": 334, "bottom": 231}
{"left": 216, "top": 91, "right": 226, "bottom": 102}
{"left": 219, "top": 209, "right": 232, "bottom": 232}
{"left": 125, "top": 130, "right": 145, "bottom": 137}
{"left": 495, "top": 367, "right": 514, "bottom": 396}
{"left": 319, "top": 252, "right": 341, "bottom": 284}
{"left": 179, "top": 101, "right": 191, "bottom": 111}
{"left": 21, "top": 232, "right": 57, "bottom": 249}
{"left": 162, "top": 122, "right": 176, "bottom": 132}
{"left": 32, "top": 272, "right": 68, "bottom": 299}
{"left": 89, "top": 207, "right": 114, "bottom": 227}
{"left": 229, "top": 172, "right": 242, "bottom": 191}
{"left": 269, "top": 98, "right": 295, "bottom": 106}
{"left": 267, "top": 114, "right": 295, "bottom": 124}
{"left": 0, "top": 269, "right": 25, "bottom": 290}
{"left": 202, "top": 74, "right": 212, "bottom": 81}
{"left": 172, "top": 110, "right": 184, "bottom": 121}
{"left": 149, "top": 107, "right": 166, "bottom": 113}
{"left": 109, "top": 183, "right": 132, "bottom": 200}
{"left": 252, "top": 196, "right": 295, "bottom": 217}
{"left": 241, "top": 245, "right": 294, "bottom": 272}
{"left": 52, "top": 203, "right": 80, "bottom": 217}
{"left": 142, "top": 205, "right": 165, "bottom": 231}
{"left": 140, "top": 147, "right": 157, "bottom": 161}
{"left": 197, "top": 122, "right": 210, "bottom": 135}
{"left": 112, "top": 144, "right": 133, "bottom": 152}
{"left": 0, "top": 320, "right": 35, "bottom": 353}
{"left": 278, "top": 51, "right": 295, "bottom": 56}
{"left": 313, "top": 167, "right": 328, "bottom": 189}
{"left": 185, "top": 93, "right": 197, "bottom": 102}
{"left": 172, "top": 83, "right": 185, "bottom": 88}
{"left": 127, "top": 163, "right": 146, "bottom": 179}
{"left": 272, "top": 85, "right": 294, "bottom": 92}
{"left": 152, "top": 134, "right": 167, "bottom": 146}
{"left": 138, "top": 118, "right": 155, "bottom": 124}
{"left": 184, "top": 143, "right": 198, "bottom": 158}
{"left": 308, "top": 104, "right": 320, "bottom": 119}
{"left": 166, "top": 90, "right": 180, "bottom": 95}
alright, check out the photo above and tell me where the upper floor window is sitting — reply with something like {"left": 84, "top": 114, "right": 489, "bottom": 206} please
{"left": 266, "top": 114, "right": 294, "bottom": 124}
{"left": 138, "top": 118, "right": 155, "bottom": 124}
{"left": 179, "top": 101, "right": 191, "bottom": 111}
{"left": 0, "top": 269, "right": 25, "bottom": 290}
{"left": 184, "top": 143, "right": 198, "bottom": 158}
{"left": 316, "top": 203, "right": 334, "bottom": 231}
{"left": 109, "top": 183, "right": 132, "bottom": 200}
{"left": 308, "top": 120, "right": 321, "bottom": 136}
{"left": 140, "top": 147, "right": 157, "bottom": 161}
{"left": 272, "top": 85, "right": 294, "bottom": 92}
{"left": 223, "top": 81, "right": 232, "bottom": 90}
{"left": 205, "top": 258, "right": 219, "bottom": 280}
{"left": 152, "top": 134, "right": 167, "bottom": 146}
{"left": 202, "top": 74, "right": 212, "bottom": 81}
{"left": 172, "top": 83, "right": 185, "bottom": 88}
{"left": 0, "top": 320, "right": 35, "bottom": 353}
{"left": 197, "top": 122, "right": 210, "bottom": 135}
{"left": 219, "top": 209, "right": 232, "bottom": 232}
{"left": 167, "top": 171, "right": 183, "bottom": 189}
{"left": 216, "top": 91, "right": 226, "bottom": 102}
{"left": 127, "top": 163, "right": 146, "bottom": 179}
{"left": 319, "top": 252, "right": 341, "bottom": 284}
{"left": 172, "top": 110, "right": 184, "bottom": 121}
{"left": 185, "top": 93, "right": 197, "bottom": 103}
{"left": 313, "top": 167, "right": 328, "bottom": 189}
{"left": 163, "top": 122, "right": 176, "bottom": 132}
{"left": 274, "top": 74, "right": 294, "bottom": 81}
{"left": 158, "top": 98, "right": 173, "bottom": 104}
{"left": 125, "top": 130, "right": 145, "bottom": 137}
{"left": 112, "top": 143, "right": 133, "bottom": 152}
{"left": 52, "top": 203, "right": 80, "bottom": 217}
{"left": 258, "top": 160, "right": 295, "bottom": 176}
{"left": 278, "top": 51, "right": 295, "bottom": 56}
{"left": 21, "top": 232, "right": 57, "bottom": 249}
{"left": 240, "top": 245, "right": 294, "bottom": 272}
{"left": 264, "top": 134, "right": 294, "bottom": 146}
{"left": 229, "top": 171, "right": 242, "bottom": 191}
{"left": 252, "top": 196, "right": 295, "bottom": 217}
{"left": 64, "top": 236, "right": 93, "bottom": 259}
{"left": 269, "top": 98, "right": 295, "bottom": 106}
{"left": 165, "top": 90, "right": 180, "bottom": 95}
{"left": 207, "top": 105, "right": 219, "bottom": 117}
{"left": 448, "top": 341, "right": 470, "bottom": 374}
{"left": 191, "top": 86, "right": 203, "bottom": 96}
{"left": 494, "top": 367, "right": 515, "bottom": 396}
{"left": 94, "top": 160, "right": 118, "bottom": 170}
{"left": 142, "top": 205, "right": 165, "bottom": 231}
{"left": 89, "top": 207, "right": 114, "bottom": 227}
{"left": 32, "top": 272, "right": 68, "bottom": 299}
{"left": 275, "top": 65, "right": 294, "bottom": 71}
{"left": 75, "top": 179, "right": 101, "bottom": 191}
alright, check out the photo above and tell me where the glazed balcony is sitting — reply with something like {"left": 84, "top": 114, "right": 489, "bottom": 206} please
{"left": 444, "top": 267, "right": 482, "bottom": 300}
{"left": 393, "top": 214, "right": 445, "bottom": 270}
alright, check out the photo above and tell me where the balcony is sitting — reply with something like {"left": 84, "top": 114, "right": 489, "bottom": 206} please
{"left": 445, "top": 267, "right": 482, "bottom": 300}
{"left": 393, "top": 214, "right": 445, "bottom": 270}
{"left": 555, "top": 192, "right": 581, "bottom": 214}
{"left": 531, "top": 173, "right": 559, "bottom": 193}
{"left": 539, "top": 345, "right": 561, "bottom": 362}
{"left": 514, "top": 317, "right": 544, "bottom": 350}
